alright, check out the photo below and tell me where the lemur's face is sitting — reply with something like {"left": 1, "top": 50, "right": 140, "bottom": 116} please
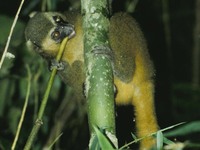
{"left": 25, "top": 12, "right": 75, "bottom": 58}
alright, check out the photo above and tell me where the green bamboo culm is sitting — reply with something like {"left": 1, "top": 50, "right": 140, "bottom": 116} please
{"left": 24, "top": 37, "right": 69, "bottom": 150}
{"left": 81, "top": 0, "right": 118, "bottom": 148}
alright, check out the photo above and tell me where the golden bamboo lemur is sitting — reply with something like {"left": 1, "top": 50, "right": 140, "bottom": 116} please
{"left": 25, "top": 11, "right": 158, "bottom": 149}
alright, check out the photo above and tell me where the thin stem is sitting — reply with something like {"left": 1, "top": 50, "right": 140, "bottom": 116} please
{"left": 119, "top": 122, "right": 185, "bottom": 150}
{"left": 0, "top": 0, "right": 25, "bottom": 69}
{"left": 24, "top": 37, "right": 69, "bottom": 150}
{"left": 11, "top": 65, "right": 31, "bottom": 150}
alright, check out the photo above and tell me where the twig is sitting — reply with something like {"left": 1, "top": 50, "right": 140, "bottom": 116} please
{"left": 0, "top": 0, "right": 25, "bottom": 69}
{"left": 24, "top": 37, "right": 69, "bottom": 150}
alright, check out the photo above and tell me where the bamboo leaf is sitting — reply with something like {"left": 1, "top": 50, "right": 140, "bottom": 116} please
{"left": 93, "top": 126, "right": 115, "bottom": 150}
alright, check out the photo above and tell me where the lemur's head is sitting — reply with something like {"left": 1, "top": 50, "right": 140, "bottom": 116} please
{"left": 25, "top": 12, "right": 75, "bottom": 58}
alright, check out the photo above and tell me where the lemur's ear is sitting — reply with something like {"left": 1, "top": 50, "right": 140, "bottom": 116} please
{"left": 29, "top": 11, "right": 38, "bottom": 18}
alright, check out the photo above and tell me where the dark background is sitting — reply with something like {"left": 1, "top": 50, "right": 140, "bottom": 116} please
{"left": 0, "top": 0, "right": 199, "bottom": 149}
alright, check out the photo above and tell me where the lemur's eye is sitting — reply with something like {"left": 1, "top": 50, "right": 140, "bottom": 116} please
{"left": 51, "top": 30, "right": 60, "bottom": 40}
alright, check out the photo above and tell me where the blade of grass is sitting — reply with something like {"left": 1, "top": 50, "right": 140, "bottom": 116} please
{"left": 156, "top": 131, "right": 163, "bottom": 150}
{"left": 11, "top": 65, "right": 31, "bottom": 150}
{"left": 119, "top": 122, "right": 185, "bottom": 149}
{"left": 48, "top": 133, "right": 63, "bottom": 149}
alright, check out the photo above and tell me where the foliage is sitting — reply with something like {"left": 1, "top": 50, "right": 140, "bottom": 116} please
{"left": 90, "top": 126, "right": 115, "bottom": 150}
